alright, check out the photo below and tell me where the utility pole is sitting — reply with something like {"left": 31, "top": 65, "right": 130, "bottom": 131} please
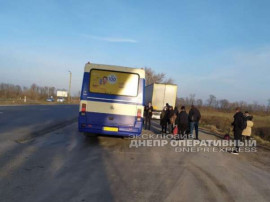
{"left": 68, "top": 71, "right": 72, "bottom": 103}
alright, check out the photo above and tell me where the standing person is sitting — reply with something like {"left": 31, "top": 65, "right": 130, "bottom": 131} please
{"left": 160, "top": 106, "right": 167, "bottom": 134}
{"left": 188, "top": 105, "right": 201, "bottom": 140}
{"left": 144, "top": 102, "right": 153, "bottom": 130}
{"left": 231, "top": 107, "right": 246, "bottom": 155}
{"left": 177, "top": 106, "right": 189, "bottom": 139}
{"left": 168, "top": 106, "right": 175, "bottom": 133}
{"left": 174, "top": 106, "right": 179, "bottom": 118}
{"left": 242, "top": 112, "right": 254, "bottom": 141}
{"left": 165, "top": 105, "right": 171, "bottom": 133}
{"left": 170, "top": 107, "right": 177, "bottom": 133}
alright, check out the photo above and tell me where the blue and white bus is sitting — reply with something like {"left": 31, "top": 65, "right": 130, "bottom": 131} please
{"left": 78, "top": 62, "right": 145, "bottom": 136}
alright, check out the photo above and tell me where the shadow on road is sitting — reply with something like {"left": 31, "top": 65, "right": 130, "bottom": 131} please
{"left": 0, "top": 125, "right": 114, "bottom": 202}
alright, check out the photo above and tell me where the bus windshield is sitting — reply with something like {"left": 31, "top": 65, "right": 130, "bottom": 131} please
{"left": 89, "top": 69, "right": 139, "bottom": 97}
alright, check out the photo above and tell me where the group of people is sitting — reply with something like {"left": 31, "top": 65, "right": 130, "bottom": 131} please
{"left": 161, "top": 104, "right": 201, "bottom": 140}
{"left": 144, "top": 103, "right": 255, "bottom": 154}
{"left": 144, "top": 102, "right": 202, "bottom": 140}
{"left": 231, "top": 107, "right": 254, "bottom": 155}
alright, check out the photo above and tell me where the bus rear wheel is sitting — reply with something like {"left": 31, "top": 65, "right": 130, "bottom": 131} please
{"left": 83, "top": 132, "right": 97, "bottom": 138}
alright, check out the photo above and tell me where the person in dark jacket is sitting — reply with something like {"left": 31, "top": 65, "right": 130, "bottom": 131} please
{"left": 188, "top": 105, "right": 201, "bottom": 139}
{"left": 165, "top": 105, "right": 171, "bottom": 131}
{"left": 168, "top": 106, "right": 175, "bottom": 133}
{"left": 160, "top": 106, "right": 167, "bottom": 134}
{"left": 174, "top": 107, "right": 179, "bottom": 118}
{"left": 144, "top": 102, "right": 153, "bottom": 130}
{"left": 231, "top": 107, "right": 245, "bottom": 155}
{"left": 177, "top": 106, "right": 189, "bottom": 139}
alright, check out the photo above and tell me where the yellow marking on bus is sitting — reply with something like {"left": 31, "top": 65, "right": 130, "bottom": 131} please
{"left": 103, "top": 127, "right": 119, "bottom": 132}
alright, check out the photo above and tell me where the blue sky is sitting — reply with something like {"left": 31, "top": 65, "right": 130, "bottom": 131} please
{"left": 0, "top": 0, "right": 270, "bottom": 104}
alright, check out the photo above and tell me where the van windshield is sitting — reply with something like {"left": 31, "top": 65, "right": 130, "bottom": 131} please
{"left": 89, "top": 69, "right": 139, "bottom": 97}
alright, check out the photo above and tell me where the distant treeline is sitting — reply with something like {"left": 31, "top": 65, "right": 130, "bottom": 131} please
{"left": 0, "top": 83, "right": 56, "bottom": 100}
{"left": 176, "top": 94, "right": 270, "bottom": 114}
{"left": 1, "top": 71, "right": 270, "bottom": 113}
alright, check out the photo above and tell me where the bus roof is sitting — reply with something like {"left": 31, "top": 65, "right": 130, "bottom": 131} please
{"left": 84, "top": 63, "right": 145, "bottom": 79}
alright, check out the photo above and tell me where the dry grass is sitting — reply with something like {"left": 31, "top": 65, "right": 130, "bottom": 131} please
{"left": 199, "top": 108, "right": 270, "bottom": 146}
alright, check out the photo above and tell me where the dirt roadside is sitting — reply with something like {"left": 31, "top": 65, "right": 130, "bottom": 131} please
{"left": 0, "top": 122, "right": 269, "bottom": 202}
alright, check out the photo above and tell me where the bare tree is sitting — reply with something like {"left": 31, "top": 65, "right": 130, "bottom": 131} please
{"left": 207, "top": 94, "right": 217, "bottom": 107}
{"left": 164, "top": 78, "right": 174, "bottom": 84}
{"left": 0, "top": 83, "right": 22, "bottom": 98}
{"left": 189, "top": 94, "right": 196, "bottom": 105}
{"left": 219, "top": 99, "right": 230, "bottom": 110}
{"left": 145, "top": 67, "right": 174, "bottom": 85}
{"left": 251, "top": 101, "right": 259, "bottom": 112}
{"left": 0, "top": 83, "right": 57, "bottom": 101}
{"left": 239, "top": 101, "right": 247, "bottom": 109}
{"left": 176, "top": 97, "right": 185, "bottom": 107}
{"left": 196, "top": 99, "right": 203, "bottom": 107}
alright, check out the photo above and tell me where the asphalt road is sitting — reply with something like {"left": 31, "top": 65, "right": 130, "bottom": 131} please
{"left": 0, "top": 119, "right": 269, "bottom": 202}
{"left": 0, "top": 105, "right": 79, "bottom": 142}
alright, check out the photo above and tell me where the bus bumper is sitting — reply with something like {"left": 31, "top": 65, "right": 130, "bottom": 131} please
{"left": 78, "top": 125, "right": 142, "bottom": 136}
{"left": 78, "top": 117, "right": 143, "bottom": 137}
